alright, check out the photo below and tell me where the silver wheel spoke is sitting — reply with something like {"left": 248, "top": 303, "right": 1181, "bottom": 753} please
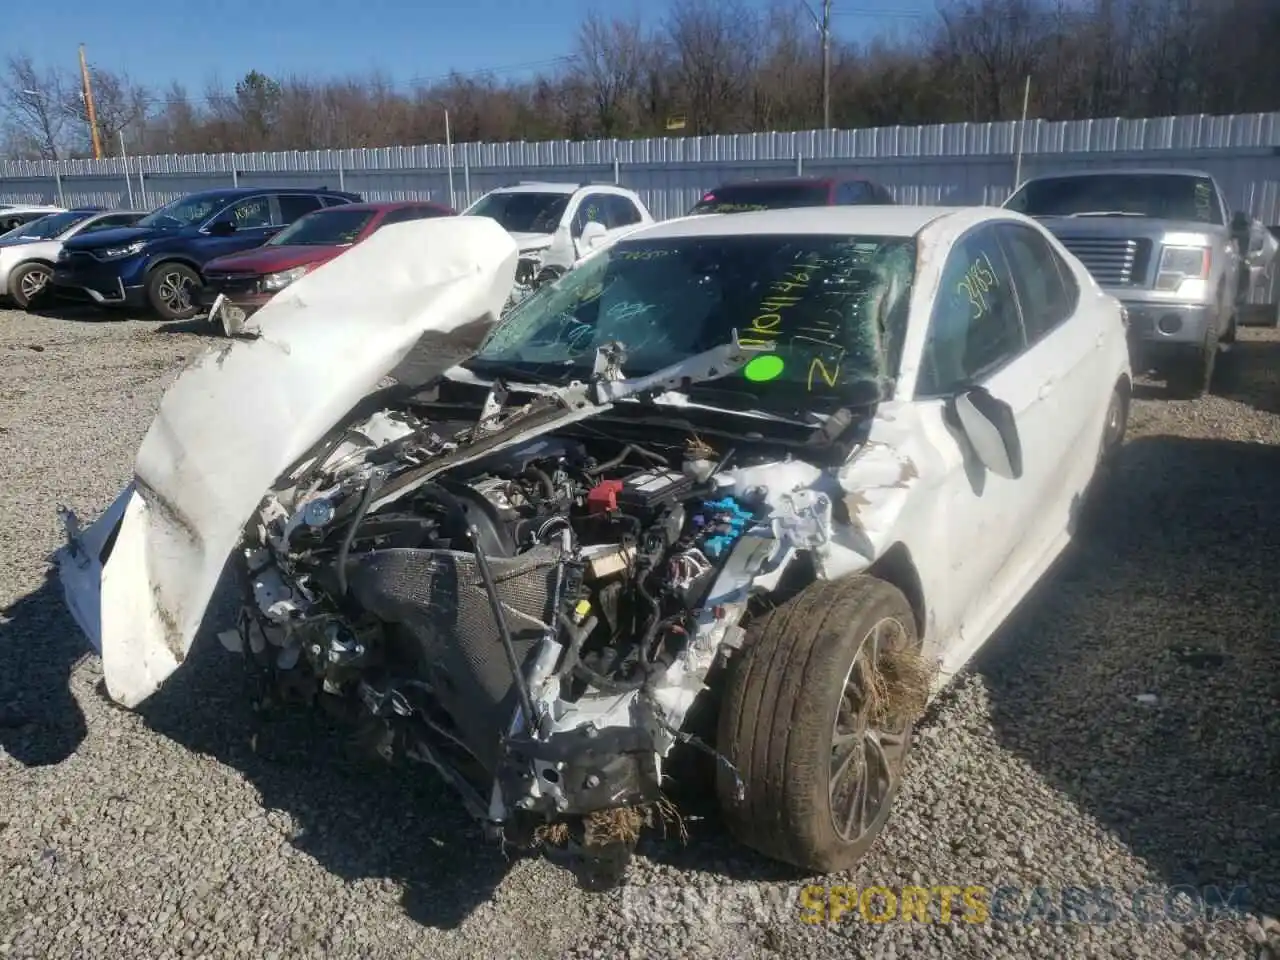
{"left": 828, "top": 615, "right": 915, "bottom": 843}
{"left": 841, "top": 756, "right": 868, "bottom": 836}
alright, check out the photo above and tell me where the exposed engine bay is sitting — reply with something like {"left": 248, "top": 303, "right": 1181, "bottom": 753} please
{"left": 219, "top": 354, "right": 846, "bottom": 864}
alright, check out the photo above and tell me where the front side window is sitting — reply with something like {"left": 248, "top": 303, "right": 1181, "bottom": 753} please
{"left": 572, "top": 194, "right": 611, "bottom": 234}
{"left": 605, "top": 195, "right": 642, "bottom": 227}
{"left": 471, "top": 233, "right": 917, "bottom": 411}
{"left": 465, "top": 191, "right": 569, "bottom": 233}
{"left": 1005, "top": 174, "right": 1225, "bottom": 224}
{"left": 918, "top": 228, "right": 1025, "bottom": 397}
{"left": 224, "top": 196, "right": 272, "bottom": 229}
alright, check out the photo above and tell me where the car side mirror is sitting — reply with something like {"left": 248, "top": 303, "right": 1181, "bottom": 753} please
{"left": 951, "top": 385, "right": 1023, "bottom": 480}
{"left": 579, "top": 220, "right": 608, "bottom": 250}
{"left": 208, "top": 219, "right": 237, "bottom": 237}
{"left": 1230, "top": 211, "right": 1251, "bottom": 236}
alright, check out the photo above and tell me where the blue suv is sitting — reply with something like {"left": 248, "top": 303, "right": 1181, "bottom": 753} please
{"left": 52, "top": 186, "right": 362, "bottom": 320}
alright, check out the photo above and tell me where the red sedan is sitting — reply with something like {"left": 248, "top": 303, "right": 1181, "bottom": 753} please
{"left": 200, "top": 200, "right": 456, "bottom": 323}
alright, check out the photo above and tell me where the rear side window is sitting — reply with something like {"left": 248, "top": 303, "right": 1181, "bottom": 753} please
{"left": 835, "top": 181, "right": 872, "bottom": 205}
{"left": 278, "top": 194, "right": 325, "bottom": 224}
{"left": 997, "top": 224, "right": 1078, "bottom": 344}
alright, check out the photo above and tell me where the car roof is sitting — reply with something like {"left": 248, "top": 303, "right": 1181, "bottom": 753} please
{"left": 315, "top": 201, "right": 453, "bottom": 215}
{"left": 704, "top": 175, "right": 875, "bottom": 189}
{"left": 485, "top": 181, "right": 634, "bottom": 197}
{"left": 183, "top": 187, "right": 352, "bottom": 202}
{"left": 629, "top": 205, "right": 963, "bottom": 241}
{"left": 487, "top": 182, "right": 580, "bottom": 196}
{"left": 1018, "top": 167, "right": 1214, "bottom": 182}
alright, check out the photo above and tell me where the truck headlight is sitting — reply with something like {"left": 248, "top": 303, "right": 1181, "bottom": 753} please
{"left": 1155, "top": 245, "right": 1210, "bottom": 295}
{"left": 96, "top": 240, "right": 148, "bottom": 261}
{"left": 262, "top": 265, "right": 310, "bottom": 292}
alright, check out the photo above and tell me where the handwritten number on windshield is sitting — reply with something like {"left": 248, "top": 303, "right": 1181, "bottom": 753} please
{"left": 807, "top": 352, "right": 844, "bottom": 391}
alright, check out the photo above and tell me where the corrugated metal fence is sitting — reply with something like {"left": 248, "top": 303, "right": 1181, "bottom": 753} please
{"left": 3, "top": 112, "right": 1279, "bottom": 222}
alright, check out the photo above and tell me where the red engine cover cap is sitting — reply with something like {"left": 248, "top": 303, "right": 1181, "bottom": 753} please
{"left": 587, "top": 479, "right": 624, "bottom": 514}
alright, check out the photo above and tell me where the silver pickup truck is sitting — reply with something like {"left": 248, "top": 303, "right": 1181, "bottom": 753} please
{"left": 1004, "top": 168, "right": 1276, "bottom": 397}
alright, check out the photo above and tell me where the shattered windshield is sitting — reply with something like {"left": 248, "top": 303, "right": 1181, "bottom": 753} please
{"left": 469, "top": 233, "right": 916, "bottom": 409}
{"left": 1, "top": 210, "right": 94, "bottom": 240}
{"left": 465, "top": 191, "right": 570, "bottom": 233}
{"left": 1005, "top": 174, "right": 1224, "bottom": 223}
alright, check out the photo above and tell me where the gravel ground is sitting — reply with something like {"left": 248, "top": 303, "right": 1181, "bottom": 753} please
{"left": 1, "top": 305, "right": 1277, "bottom": 960}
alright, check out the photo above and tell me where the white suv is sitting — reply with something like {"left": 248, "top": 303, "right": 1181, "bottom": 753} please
{"left": 462, "top": 181, "right": 654, "bottom": 304}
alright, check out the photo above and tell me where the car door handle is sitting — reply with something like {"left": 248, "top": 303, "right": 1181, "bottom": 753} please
{"left": 1038, "top": 378, "right": 1056, "bottom": 399}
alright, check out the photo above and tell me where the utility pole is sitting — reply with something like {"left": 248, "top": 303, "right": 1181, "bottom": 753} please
{"left": 800, "top": 0, "right": 834, "bottom": 129}
{"left": 78, "top": 44, "right": 103, "bottom": 160}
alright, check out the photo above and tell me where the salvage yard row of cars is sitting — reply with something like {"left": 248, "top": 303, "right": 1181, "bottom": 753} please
{"left": 19, "top": 166, "right": 1280, "bottom": 883}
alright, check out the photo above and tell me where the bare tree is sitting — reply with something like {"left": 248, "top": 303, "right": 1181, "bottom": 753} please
{"left": 572, "top": 12, "right": 650, "bottom": 137}
{"left": 63, "top": 66, "right": 150, "bottom": 154}
{"left": 1, "top": 55, "right": 69, "bottom": 159}
{"left": 664, "top": 0, "right": 762, "bottom": 135}
{"left": 751, "top": 0, "right": 822, "bottom": 130}
{"left": 935, "top": 0, "right": 1045, "bottom": 121}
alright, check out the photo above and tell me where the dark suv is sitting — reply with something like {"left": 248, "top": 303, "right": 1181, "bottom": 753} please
{"left": 688, "top": 176, "right": 895, "bottom": 215}
{"left": 53, "top": 186, "right": 362, "bottom": 319}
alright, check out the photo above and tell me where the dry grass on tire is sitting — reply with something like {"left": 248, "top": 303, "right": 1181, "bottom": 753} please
{"left": 856, "top": 643, "right": 936, "bottom": 727}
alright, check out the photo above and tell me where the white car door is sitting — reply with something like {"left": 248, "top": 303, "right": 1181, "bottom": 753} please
{"left": 907, "top": 223, "right": 1061, "bottom": 665}
{"left": 995, "top": 221, "right": 1111, "bottom": 538}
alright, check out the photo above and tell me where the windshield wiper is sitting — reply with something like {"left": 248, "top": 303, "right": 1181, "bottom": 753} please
{"left": 675, "top": 385, "right": 824, "bottom": 424}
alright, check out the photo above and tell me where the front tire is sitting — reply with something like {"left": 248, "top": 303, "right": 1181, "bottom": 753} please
{"left": 716, "top": 576, "right": 926, "bottom": 874}
{"left": 146, "top": 263, "right": 201, "bottom": 320}
{"left": 8, "top": 262, "right": 53, "bottom": 310}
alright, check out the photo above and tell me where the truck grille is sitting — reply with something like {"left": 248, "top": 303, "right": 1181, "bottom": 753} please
{"left": 1058, "top": 237, "right": 1152, "bottom": 287}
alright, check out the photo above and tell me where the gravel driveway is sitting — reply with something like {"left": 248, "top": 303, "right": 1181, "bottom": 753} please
{"left": 1, "top": 306, "right": 1277, "bottom": 959}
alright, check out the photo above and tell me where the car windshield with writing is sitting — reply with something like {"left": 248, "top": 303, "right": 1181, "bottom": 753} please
{"left": 268, "top": 208, "right": 374, "bottom": 247}
{"left": 1005, "top": 174, "right": 1223, "bottom": 223}
{"left": 137, "top": 194, "right": 224, "bottom": 229}
{"left": 466, "top": 192, "right": 570, "bottom": 234}
{"left": 689, "top": 182, "right": 832, "bottom": 215}
{"left": 467, "top": 234, "right": 916, "bottom": 414}
{"left": 2, "top": 210, "right": 95, "bottom": 240}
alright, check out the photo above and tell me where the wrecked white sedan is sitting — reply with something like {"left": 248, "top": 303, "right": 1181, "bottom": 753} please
{"left": 54, "top": 206, "right": 1130, "bottom": 878}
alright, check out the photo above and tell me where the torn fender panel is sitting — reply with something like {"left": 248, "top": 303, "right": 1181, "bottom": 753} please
{"left": 95, "top": 216, "right": 518, "bottom": 708}
{"left": 825, "top": 400, "right": 934, "bottom": 576}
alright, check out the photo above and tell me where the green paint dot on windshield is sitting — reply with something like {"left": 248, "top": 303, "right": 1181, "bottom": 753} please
{"left": 743, "top": 354, "right": 785, "bottom": 382}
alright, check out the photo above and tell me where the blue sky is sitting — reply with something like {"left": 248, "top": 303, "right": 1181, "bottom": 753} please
{"left": 6, "top": 0, "right": 938, "bottom": 100}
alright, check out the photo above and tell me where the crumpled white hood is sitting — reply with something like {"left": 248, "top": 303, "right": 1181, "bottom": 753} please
{"left": 85, "top": 215, "right": 518, "bottom": 708}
